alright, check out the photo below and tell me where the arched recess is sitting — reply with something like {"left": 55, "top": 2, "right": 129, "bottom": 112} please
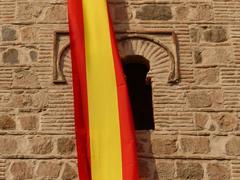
{"left": 123, "top": 55, "right": 155, "bottom": 130}
{"left": 118, "top": 36, "right": 179, "bottom": 130}
{"left": 53, "top": 43, "right": 72, "bottom": 83}
{"left": 53, "top": 43, "right": 71, "bottom": 83}
{"left": 118, "top": 36, "right": 179, "bottom": 83}
{"left": 54, "top": 36, "right": 179, "bottom": 84}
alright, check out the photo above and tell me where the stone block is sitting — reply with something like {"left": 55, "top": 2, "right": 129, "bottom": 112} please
{"left": 192, "top": 4, "right": 213, "bottom": 21}
{"left": 180, "top": 137, "right": 210, "bottom": 154}
{"left": 194, "top": 68, "right": 219, "bottom": 85}
{"left": 0, "top": 115, "right": 16, "bottom": 130}
{"left": 10, "top": 161, "right": 33, "bottom": 180}
{"left": 16, "top": 2, "right": 45, "bottom": 21}
{"left": 136, "top": 133, "right": 152, "bottom": 153}
{"left": 226, "top": 137, "right": 240, "bottom": 156}
{"left": 19, "top": 115, "right": 39, "bottom": 131}
{"left": 176, "top": 5, "right": 189, "bottom": 21}
{"left": 138, "top": 159, "right": 154, "bottom": 178}
{"left": 20, "top": 27, "right": 38, "bottom": 42}
{"left": 195, "top": 113, "right": 209, "bottom": 130}
{"left": 2, "top": 49, "right": 19, "bottom": 64}
{"left": 31, "top": 137, "right": 53, "bottom": 155}
{"left": 136, "top": 5, "right": 172, "bottom": 20}
{"left": 29, "top": 50, "right": 38, "bottom": 62}
{"left": 187, "top": 91, "right": 212, "bottom": 108}
{"left": 151, "top": 136, "right": 177, "bottom": 155}
{"left": 193, "top": 49, "right": 203, "bottom": 64}
{"left": 44, "top": 5, "right": 67, "bottom": 21}
{"left": 0, "top": 137, "right": 17, "bottom": 154}
{"left": 36, "top": 161, "right": 61, "bottom": 178}
{"left": 211, "top": 113, "right": 238, "bottom": 132}
{"left": 57, "top": 137, "right": 75, "bottom": 155}
{"left": 110, "top": 5, "right": 132, "bottom": 22}
{"left": 193, "top": 47, "right": 233, "bottom": 65}
{"left": 32, "top": 90, "right": 48, "bottom": 110}
{"left": 207, "top": 163, "right": 230, "bottom": 180}
{"left": 12, "top": 69, "right": 40, "bottom": 89}
{"left": 7, "top": 94, "right": 32, "bottom": 108}
{"left": 2, "top": 26, "right": 17, "bottom": 41}
{"left": 155, "top": 160, "right": 174, "bottom": 179}
{"left": 176, "top": 4, "right": 213, "bottom": 21}
{"left": 176, "top": 162, "right": 204, "bottom": 179}
{"left": 190, "top": 28, "right": 202, "bottom": 43}
{"left": 210, "top": 90, "right": 224, "bottom": 108}
{"left": 62, "top": 163, "right": 78, "bottom": 180}
{"left": 203, "top": 26, "right": 228, "bottom": 43}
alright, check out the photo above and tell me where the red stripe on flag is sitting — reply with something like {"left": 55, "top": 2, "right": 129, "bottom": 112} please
{"left": 108, "top": 8, "right": 139, "bottom": 180}
{"left": 68, "top": 0, "right": 92, "bottom": 179}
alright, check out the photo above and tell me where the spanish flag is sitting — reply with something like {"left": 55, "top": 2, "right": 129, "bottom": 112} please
{"left": 68, "top": 0, "right": 139, "bottom": 179}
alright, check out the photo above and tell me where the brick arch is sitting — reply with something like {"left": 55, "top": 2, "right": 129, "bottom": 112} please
{"left": 118, "top": 37, "right": 179, "bottom": 83}
{"left": 53, "top": 37, "right": 179, "bottom": 84}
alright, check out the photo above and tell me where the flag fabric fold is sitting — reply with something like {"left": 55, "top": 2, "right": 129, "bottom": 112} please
{"left": 68, "top": 0, "right": 139, "bottom": 179}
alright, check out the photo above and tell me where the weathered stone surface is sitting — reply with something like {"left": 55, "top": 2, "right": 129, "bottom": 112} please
{"left": 212, "top": 113, "right": 238, "bottom": 132}
{"left": 0, "top": 137, "right": 17, "bottom": 154}
{"left": 211, "top": 90, "right": 224, "bottom": 107}
{"left": 176, "top": 4, "right": 213, "bottom": 21}
{"left": 12, "top": 69, "right": 40, "bottom": 89}
{"left": 57, "top": 137, "right": 75, "bottom": 155}
{"left": 2, "top": 26, "right": 17, "bottom": 41}
{"left": 19, "top": 115, "right": 39, "bottom": 130}
{"left": 207, "top": 163, "right": 230, "bottom": 180}
{"left": 31, "top": 137, "right": 53, "bottom": 154}
{"left": 187, "top": 91, "right": 212, "bottom": 108}
{"left": 29, "top": 50, "right": 38, "bottom": 62}
{"left": 136, "top": 5, "right": 172, "bottom": 20}
{"left": 7, "top": 94, "right": 32, "bottom": 108}
{"left": 195, "top": 113, "right": 209, "bottom": 130}
{"left": 155, "top": 160, "right": 174, "bottom": 179}
{"left": 192, "top": 4, "right": 213, "bottom": 21}
{"left": 151, "top": 136, "right": 177, "bottom": 155}
{"left": 190, "top": 28, "right": 202, "bottom": 43}
{"left": 226, "top": 137, "right": 240, "bottom": 156}
{"left": 194, "top": 47, "right": 233, "bottom": 65}
{"left": 204, "top": 26, "right": 228, "bottom": 43}
{"left": 32, "top": 90, "right": 48, "bottom": 110}
{"left": 16, "top": 3, "right": 45, "bottom": 20}
{"left": 36, "top": 161, "right": 61, "bottom": 178}
{"left": 2, "top": 49, "right": 19, "bottom": 64}
{"left": 193, "top": 49, "right": 203, "bottom": 64}
{"left": 194, "top": 68, "right": 219, "bottom": 85}
{"left": 176, "top": 5, "right": 189, "bottom": 21}
{"left": 138, "top": 159, "right": 152, "bottom": 178}
{"left": 110, "top": 5, "right": 132, "bottom": 21}
{"left": 44, "top": 5, "right": 67, "bottom": 21}
{"left": 62, "top": 163, "right": 77, "bottom": 180}
{"left": 176, "top": 162, "right": 204, "bottom": 179}
{"left": 0, "top": 115, "right": 16, "bottom": 130}
{"left": 181, "top": 137, "right": 210, "bottom": 154}
{"left": 10, "top": 161, "right": 33, "bottom": 179}
{"left": 190, "top": 26, "right": 228, "bottom": 43}
{"left": 20, "top": 27, "right": 38, "bottom": 42}
{"left": 136, "top": 133, "right": 152, "bottom": 153}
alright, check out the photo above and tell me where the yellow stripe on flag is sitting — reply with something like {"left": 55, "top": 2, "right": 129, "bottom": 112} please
{"left": 82, "top": 1, "right": 123, "bottom": 180}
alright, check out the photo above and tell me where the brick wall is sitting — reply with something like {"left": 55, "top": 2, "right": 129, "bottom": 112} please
{"left": 0, "top": 0, "right": 240, "bottom": 179}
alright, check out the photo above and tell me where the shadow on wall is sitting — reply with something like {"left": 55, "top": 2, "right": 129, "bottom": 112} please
{"left": 109, "top": 0, "right": 159, "bottom": 179}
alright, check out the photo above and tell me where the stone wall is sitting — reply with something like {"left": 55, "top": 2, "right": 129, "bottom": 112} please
{"left": 0, "top": 0, "right": 240, "bottom": 179}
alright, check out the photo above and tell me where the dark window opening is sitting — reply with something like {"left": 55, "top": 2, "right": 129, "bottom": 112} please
{"left": 123, "top": 55, "right": 154, "bottom": 130}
